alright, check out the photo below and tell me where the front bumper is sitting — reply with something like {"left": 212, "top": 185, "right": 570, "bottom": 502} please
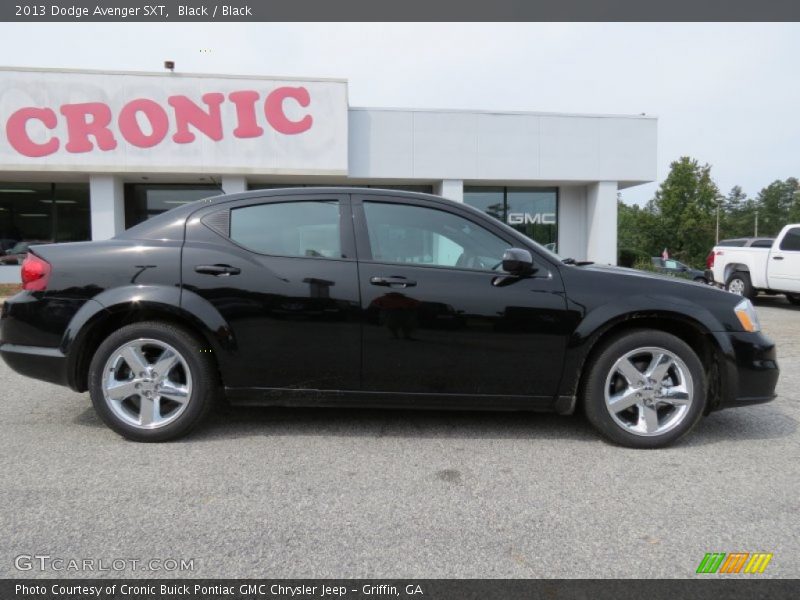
{"left": 712, "top": 330, "right": 779, "bottom": 409}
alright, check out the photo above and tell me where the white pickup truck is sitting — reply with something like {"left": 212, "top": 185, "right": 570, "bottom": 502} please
{"left": 712, "top": 224, "right": 800, "bottom": 304}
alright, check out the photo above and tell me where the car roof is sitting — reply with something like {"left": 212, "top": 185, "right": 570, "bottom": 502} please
{"left": 199, "top": 186, "right": 449, "bottom": 205}
{"left": 117, "top": 187, "right": 479, "bottom": 242}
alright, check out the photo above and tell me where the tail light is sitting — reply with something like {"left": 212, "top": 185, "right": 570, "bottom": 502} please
{"left": 706, "top": 251, "right": 715, "bottom": 269}
{"left": 21, "top": 253, "right": 51, "bottom": 291}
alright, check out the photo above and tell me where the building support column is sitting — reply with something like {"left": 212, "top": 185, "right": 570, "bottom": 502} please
{"left": 89, "top": 174, "right": 125, "bottom": 240}
{"left": 434, "top": 179, "right": 464, "bottom": 203}
{"left": 221, "top": 175, "right": 247, "bottom": 195}
{"left": 557, "top": 186, "right": 587, "bottom": 261}
{"left": 586, "top": 181, "right": 618, "bottom": 265}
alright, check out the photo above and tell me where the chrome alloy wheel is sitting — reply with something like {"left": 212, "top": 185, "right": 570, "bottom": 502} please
{"left": 603, "top": 346, "right": 694, "bottom": 437}
{"left": 728, "top": 278, "right": 745, "bottom": 295}
{"left": 101, "top": 338, "right": 193, "bottom": 429}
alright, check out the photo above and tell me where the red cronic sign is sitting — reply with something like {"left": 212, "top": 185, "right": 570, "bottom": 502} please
{"left": 5, "top": 86, "right": 313, "bottom": 158}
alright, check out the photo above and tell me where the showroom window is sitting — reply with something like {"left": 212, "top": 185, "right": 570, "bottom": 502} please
{"left": 0, "top": 182, "right": 90, "bottom": 251}
{"left": 248, "top": 183, "right": 434, "bottom": 194}
{"left": 124, "top": 184, "right": 222, "bottom": 228}
{"left": 464, "top": 186, "right": 557, "bottom": 248}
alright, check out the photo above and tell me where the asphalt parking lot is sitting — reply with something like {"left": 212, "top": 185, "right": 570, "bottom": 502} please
{"left": 1, "top": 296, "right": 798, "bottom": 579}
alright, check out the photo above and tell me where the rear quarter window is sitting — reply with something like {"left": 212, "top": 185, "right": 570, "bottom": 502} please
{"left": 229, "top": 200, "right": 341, "bottom": 258}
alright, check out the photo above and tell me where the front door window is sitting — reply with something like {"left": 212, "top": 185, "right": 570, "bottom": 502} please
{"left": 362, "top": 201, "right": 509, "bottom": 271}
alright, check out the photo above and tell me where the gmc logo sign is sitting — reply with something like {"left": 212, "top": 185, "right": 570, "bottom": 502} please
{"left": 5, "top": 86, "right": 313, "bottom": 158}
{"left": 507, "top": 212, "right": 556, "bottom": 225}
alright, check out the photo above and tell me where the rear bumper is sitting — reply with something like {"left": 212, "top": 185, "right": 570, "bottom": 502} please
{"left": 0, "top": 342, "right": 69, "bottom": 387}
{"left": 1, "top": 292, "right": 92, "bottom": 390}
{"left": 713, "top": 331, "right": 779, "bottom": 410}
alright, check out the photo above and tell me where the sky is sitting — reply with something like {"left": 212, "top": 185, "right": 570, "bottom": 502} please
{"left": 0, "top": 22, "right": 798, "bottom": 205}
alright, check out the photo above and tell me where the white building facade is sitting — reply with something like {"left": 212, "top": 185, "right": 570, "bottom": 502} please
{"left": 0, "top": 67, "right": 657, "bottom": 281}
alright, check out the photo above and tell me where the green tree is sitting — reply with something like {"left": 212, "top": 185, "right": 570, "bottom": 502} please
{"left": 617, "top": 197, "right": 666, "bottom": 266}
{"left": 789, "top": 181, "right": 800, "bottom": 224}
{"left": 649, "top": 157, "right": 719, "bottom": 266}
{"left": 721, "top": 186, "right": 757, "bottom": 238}
{"left": 754, "top": 178, "right": 799, "bottom": 236}
{"left": 617, "top": 159, "right": 798, "bottom": 268}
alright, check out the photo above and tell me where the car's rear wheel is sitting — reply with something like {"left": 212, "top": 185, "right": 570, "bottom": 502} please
{"left": 726, "top": 271, "right": 754, "bottom": 299}
{"left": 582, "top": 329, "right": 706, "bottom": 448}
{"left": 693, "top": 276, "right": 707, "bottom": 285}
{"left": 88, "top": 321, "right": 218, "bottom": 442}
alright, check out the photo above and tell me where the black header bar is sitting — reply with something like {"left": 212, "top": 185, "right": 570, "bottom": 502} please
{"left": 3, "top": 579, "right": 800, "bottom": 600}
{"left": 2, "top": 0, "right": 800, "bottom": 22}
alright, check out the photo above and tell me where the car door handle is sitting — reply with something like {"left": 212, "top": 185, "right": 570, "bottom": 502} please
{"left": 772, "top": 256, "right": 784, "bottom": 260}
{"left": 194, "top": 264, "right": 241, "bottom": 276}
{"left": 370, "top": 276, "right": 417, "bottom": 288}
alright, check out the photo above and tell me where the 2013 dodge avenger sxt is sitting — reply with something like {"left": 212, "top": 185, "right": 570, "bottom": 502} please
{"left": 0, "top": 188, "right": 779, "bottom": 447}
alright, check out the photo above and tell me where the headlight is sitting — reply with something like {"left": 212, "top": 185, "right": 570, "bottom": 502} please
{"left": 734, "top": 298, "right": 761, "bottom": 332}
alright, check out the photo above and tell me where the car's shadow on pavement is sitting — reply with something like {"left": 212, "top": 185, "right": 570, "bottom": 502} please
{"left": 73, "top": 400, "right": 797, "bottom": 447}
{"left": 192, "top": 405, "right": 600, "bottom": 443}
{"left": 685, "top": 404, "right": 797, "bottom": 447}
{"left": 72, "top": 404, "right": 596, "bottom": 442}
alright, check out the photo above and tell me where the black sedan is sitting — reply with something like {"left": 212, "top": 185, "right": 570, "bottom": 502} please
{"left": 0, "top": 188, "right": 779, "bottom": 447}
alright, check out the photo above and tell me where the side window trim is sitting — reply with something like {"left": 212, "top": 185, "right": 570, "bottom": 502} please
{"left": 202, "top": 193, "right": 356, "bottom": 261}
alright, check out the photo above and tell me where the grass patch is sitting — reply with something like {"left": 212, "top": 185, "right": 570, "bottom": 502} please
{"left": 0, "top": 283, "right": 22, "bottom": 297}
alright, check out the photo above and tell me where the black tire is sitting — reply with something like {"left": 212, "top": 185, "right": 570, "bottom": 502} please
{"left": 787, "top": 294, "right": 800, "bottom": 306}
{"left": 693, "top": 277, "right": 707, "bottom": 285}
{"left": 582, "top": 329, "right": 707, "bottom": 449}
{"left": 88, "top": 321, "right": 218, "bottom": 442}
{"left": 726, "top": 271, "right": 755, "bottom": 299}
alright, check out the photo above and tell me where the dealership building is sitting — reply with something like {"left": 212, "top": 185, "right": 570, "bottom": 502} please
{"left": 0, "top": 66, "right": 657, "bottom": 282}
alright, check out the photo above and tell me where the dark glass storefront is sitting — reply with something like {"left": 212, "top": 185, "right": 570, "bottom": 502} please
{"left": 124, "top": 184, "right": 222, "bottom": 228}
{"left": 248, "top": 183, "right": 434, "bottom": 193}
{"left": 464, "top": 186, "right": 558, "bottom": 248}
{"left": 0, "top": 182, "right": 90, "bottom": 251}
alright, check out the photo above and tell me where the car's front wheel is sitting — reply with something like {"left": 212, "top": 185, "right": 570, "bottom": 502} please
{"left": 88, "top": 321, "right": 218, "bottom": 442}
{"left": 582, "top": 330, "right": 706, "bottom": 448}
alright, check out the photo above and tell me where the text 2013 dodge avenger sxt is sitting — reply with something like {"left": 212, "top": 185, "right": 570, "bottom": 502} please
{"left": 0, "top": 188, "right": 779, "bottom": 447}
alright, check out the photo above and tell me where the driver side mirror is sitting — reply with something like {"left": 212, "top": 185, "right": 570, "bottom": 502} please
{"left": 501, "top": 248, "right": 536, "bottom": 276}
